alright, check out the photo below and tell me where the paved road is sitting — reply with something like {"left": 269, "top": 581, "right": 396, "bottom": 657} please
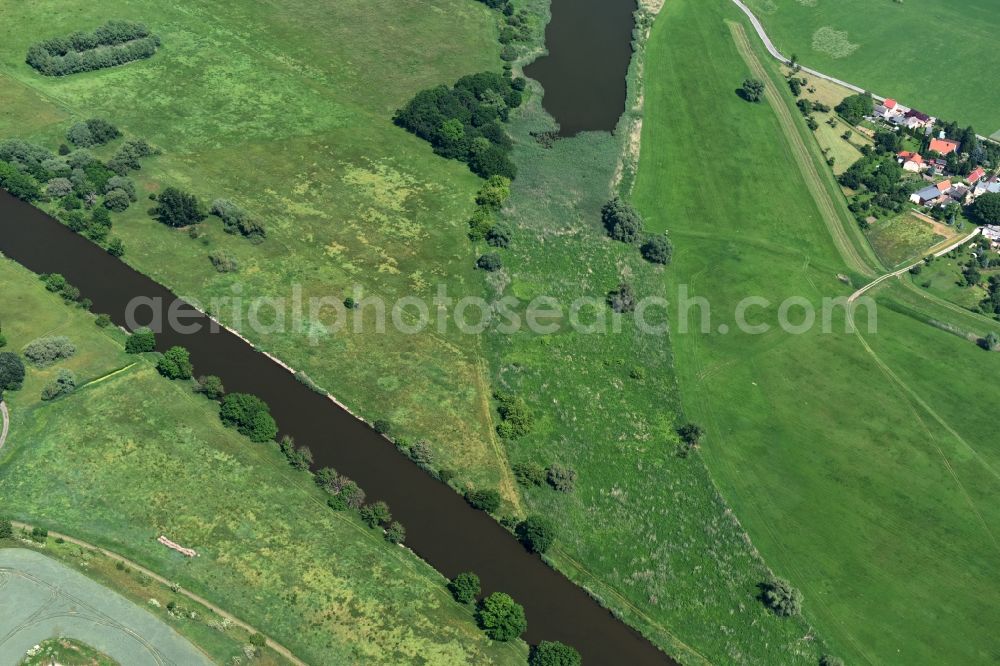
{"left": 10, "top": 523, "right": 306, "bottom": 666}
{"left": 0, "top": 401, "right": 8, "bottom": 451}
{"left": 849, "top": 228, "right": 981, "bottom": 303}
{"left": 729, "top": 0, "right": 998, "bottom": 145}
{"left": 0, "top": 547, "right": 211, "bottom": 666}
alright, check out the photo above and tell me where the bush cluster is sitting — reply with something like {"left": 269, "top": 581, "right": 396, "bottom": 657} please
{"left": 66, "top": 118, "right": 120, "bottom": 148}
{"left": 219, "top": 392, "right": 278, "bottom": 442}
{"left": 23, "top": 336, "right": 76, "bottom": 366}
{"left": 26, "top": 21, "right": 160, "bottom": 76}
{"left": 210, "top": 198, "right": 266, "bottom": 242}
{"left": 394, "top": 72, "right": 523, "bottom": 179}
{"left": 41, "top": 369, "right": 76, "bottom": 401}
{"left": 494, "top": 390, "right": 532, "bottom": 439}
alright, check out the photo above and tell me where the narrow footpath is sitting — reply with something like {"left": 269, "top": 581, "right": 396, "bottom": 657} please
{"left": 0, "top": 401, "right": 9, "bottom": 450}
{"left": 9, "top": 521, "right": 306, "bottom": 666}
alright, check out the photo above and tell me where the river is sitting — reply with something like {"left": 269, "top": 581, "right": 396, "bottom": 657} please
{"left": 523, "top": 0, "right": 637, "bottom": 136}
{"left": 0, "top": 190, "right": 675, "bottom": 664}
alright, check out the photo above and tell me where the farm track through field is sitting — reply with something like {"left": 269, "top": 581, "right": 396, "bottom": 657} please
{"left": 728, "top": 21, "right": 876, "bottom": 278}
{"left": 10, "top": 522, "right": 306, "bottom": 666}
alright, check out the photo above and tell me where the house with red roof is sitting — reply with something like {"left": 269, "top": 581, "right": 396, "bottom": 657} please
{"left": 897, "top": 151, "right": 925, "bottom": 172}
{"left": 929, "top": 138, "right": 960, "bottom": 155}
{"left": 968, "top": 167, "right": 986, "bottom": 185}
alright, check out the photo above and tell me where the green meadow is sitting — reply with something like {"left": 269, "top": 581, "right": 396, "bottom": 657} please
{"left": 865, "top": 212, "right": 945, "bottom": 268}
{"left": 744, "top": 0, "right": 1000, "bottom": 135}
{"left": 634, "top": 0, "right": 1000, "bottom": 663}
{"left": 0, "top": 257, "right": 524, "bottom": 665}
{"left": 0, "top": 0, "right": 515, "bottom": 498}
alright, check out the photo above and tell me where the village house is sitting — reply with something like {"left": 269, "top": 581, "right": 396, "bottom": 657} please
{"left": 875, "top": 98, "right": 907, "bottom": 121}
{"left": 974, "top": 175, "right": 1000, "bottom": 198}
{"left": 968, "top": 166, "right": 986, "bottom": 185}
{"left": 982, "top": 225, "right": 1000, "bottom": 247}
{"left": 928, "top": 137, "right": 960, "bottom": 156}
{"left": 910, "top": 179, "right": 953, "bottom": 206}
{"left": 897, "top": 150, "right": 925, "bottom": 172}
{"left": 899, "top": 109, "right": 934, "bottom": 130}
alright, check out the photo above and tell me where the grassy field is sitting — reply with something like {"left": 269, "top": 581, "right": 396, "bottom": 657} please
{"left": 744, "top": 0, "right": 1000, "bottom": 135}
{"left": 633, "top": 1, "right": 1000, "bottom": 663}
{"left": 910, "top": 251, "right": 989, "bottom": 311}
{"left": 21, "top": 637, "right": 118, "bottom": 666}
{"left": 865, "top": 212, "right": 946, "bottom": 268}
{"left": 0, "top": 0, "right": 515, "bottom": 497}
{"left": 0, "top": 257, "right": 524, "bottom": 665}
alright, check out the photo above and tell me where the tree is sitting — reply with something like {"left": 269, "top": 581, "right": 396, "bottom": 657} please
{"left": 0, "top": 352, "right": 26, "bottom": 392}
{"left": 601, "top": 198, "right": 643, "bottom": 242}
{"left": 359, "top": 500, "right": 392, "bottom": 528}
{"left": 477, "top": 592, "right": 526, "bottom": 641}
{"left": 466, "top": 488, "right": 502, "bottom": 513}
{"left": 530, "top": 641, "right": 582, "bottom": 666}
{"left": 106, "top": 237, "right": 125, "bottom": 257}
{"left": 677, "top": 422, "right": 704, "bottom": 447}
{"left": 0, "top": 519, "right": 12, "bottom": 539}
{"left": 196, "top": 375, "right": 225, "bottom": 399}
{"left": 546, "top": 463, "right": 577, "bottom": 492}
{"left": 156, "top": 346, "right": 193, "bottom": 380}
{"left": 486, "top": 222, "right": 512, "bottom": 248}
{"left": 104, "top": 188, "right": 131, "bottom": 212}
{"left": 0, "top": 161, "right": 41, "bottom": 201}
{"left": 125, "top": 327, "right": 156, "bottom": 353}
{"left": 152, "top": 186, "right": 205, "bottom": 227}
{"left": 835, "top": 92, "right": 874, "bottom": 125}
{"left": 973, "top": 192, "right": 1000, "bottom": 226}
{"left": 476, "top": 253, "right": 503, "bottom": 271}
{"left": 219, "top": 392, "right": 278, "bottom": 442}
{"left": 476, "top": 175, "right": 512, "bottom": 208}
{"left": 980, "top": 332, "right": 1000, "bottom": 351}
{"left": 761, "top": 577, "right": 803, "bottom": 616}
{"left": 385, "top": 521, "right": 406, "bottom": 544}
{"left": 819, "top": 656, "right": 845, "bottom": 666}
{"left": 516, "top": 514, "right": 555, "bottom": 553}
{"left": 449, "top": 572, "right": 481, "bottom": 604}
{"left": 248, "top": 633, "right": 266, "bottom": 649}
{"left": 607, "top": 282, "right": 637, "bottom": 313}
{"left": 641, "top": 234, "right": 672, "bottom": 264}
{"left": 741, "top": 78, "right": 765, "bottom": 103}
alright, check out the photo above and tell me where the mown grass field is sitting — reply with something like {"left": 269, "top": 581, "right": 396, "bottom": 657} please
{"left": 744, "top": 0, "right": 1000, "bottom": 135}
{"left": 634, "top": 0, "right": 1000, "bottom": 663}
{"left": 0, "top": 0, "right": 513, "bottom": 496}
{"left": 0, "top": 257, "right": 524, "bottom": 665}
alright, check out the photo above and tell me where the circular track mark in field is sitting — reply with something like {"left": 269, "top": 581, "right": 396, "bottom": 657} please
{"left": 812, "top": 26, "right": 860, "bottom": 59}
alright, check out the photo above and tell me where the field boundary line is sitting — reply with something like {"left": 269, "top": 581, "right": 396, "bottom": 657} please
{"left": 0, "top": 401, "right": 8, "bottom": 450}
{"left": 9, "top": 521, "right": 307, "bottom": 666}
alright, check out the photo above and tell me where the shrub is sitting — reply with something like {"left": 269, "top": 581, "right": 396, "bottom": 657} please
{"left": 819, "top": 656, "right": 844, "bottom": 666}
{"left": 529, "top": 641, "right": 581, "bottom": 666}
{"left": 408, "top": 440, "right": 434, "bottom": 467}
{"left": 373, "top": 419, "right": 391, "bottom": 434}
{"left": 512, "top": 461, "right": 546, "bottom": 486}
{"left": 210, "top": 198, "right": 265, "bottom": 241}
{"left": 607, "top": 282, "right": 636, "bottom": 313}
{"left": 45, "top": 177, "right": 73, "bottom": 197}
{"left": 278, "top": 435, "right": 313, "bottom": 470}
{"left": 41, "top": 369, "right": 76, "bottom": 401}
{"left": 26, "top": 21, "right": 160, "bottom": 77}
{"left": 761, "top": 577, "right": 803, "bottom": 616}
{"left": 95, "top": 313, "right": 113, "bottom": 328}
{"left": 359, "top": 500, "right": 392, "bottom": 528}
{"left": 208, "top": 251, "right": 238, "bottom": 273}
{"left": 385, "top": 521, "right": 406, "bottom": 544}
{"left": 466, "top": 488, "right": 502, "bottom": 513}
{"left": 494, "top": 391, "right": 532, "bottom": 439}
{"left": 67, "top": 118, "right": 120, "bottom": 147}
{"left": 196, "top": 375, "right": 225, "bottom": 400}
{"left": 23, "top": 336, "right": 76, "bottom": 366}
{"left": 677, "top": 422, "right": 704, "bottom": 447}
{"left": 153, "top": 187, "right": 204, "bottom": 227}
{"left": 475, "top": 175, "right": 512, "bottom": 208}
{"left": 219, "top": 393, "right": 278, "bottom": 442}
{"left": 516, "top": 514, "right": 555, "bottom": 553}
{"left": 0, "top": 352, "right": 26, "bottom": 392}
{"left": 125, "top": 327, "right": 156, "bottom": 353}
{"left": 0, "top": 519, "right": 12, "bottom": 539}
{"left": 156, "top": 346, "right": 193, "bottom": 380}
{"left": 546, "top": 463, "right": 577, "bottom": 492}
{"left": 476, "top": 592, "right": 526, "bottom": 641}
{"left": 108, "top": 138, "right": 157, "bottom": 175}
{"left": 641, "top": 233, "right": 672, "bottom": 264}
{"left": 106, "top": 237, "right": 126, "bottom": 257}
{"left": 448, "top": 572, "right": 481, "bottom": 604}
{"left": 0, "top": 161, "right": 41, "bottom": 201}
{"left": 468, "top": 207, "right": 494, "bottom": 241}
{"left": 601, "top": 198, "right": 642, "bottom": 242}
